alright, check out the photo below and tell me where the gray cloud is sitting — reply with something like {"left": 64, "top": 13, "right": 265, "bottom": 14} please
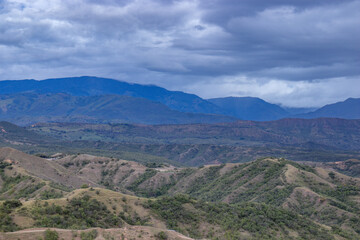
{"left": 0, "top": 0, "right": 359, "bottom": 107}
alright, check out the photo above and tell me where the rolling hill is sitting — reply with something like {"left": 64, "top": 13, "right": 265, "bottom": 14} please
{"left": 0, "top": 93, "right": 237, "bottom": 125}
{"left": 30, "top": 118, "right": 360, "bottom": 150}
{"left": 1, "top": 119, "right": 360, "bottom": 166}
{"left": 1, "top": 148, "right": 360, "bottom": 239}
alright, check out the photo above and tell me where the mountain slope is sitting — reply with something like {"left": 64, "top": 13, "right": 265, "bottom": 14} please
{"left": 0, "top": 93, "right": 237, "bottom": 125}
{"left": 295, "top": 98, "right": 360, "bottom": 119}
{"left": 0, "top": 147, "right": 95, "bottom": 197}
{"left": 2, "top": 149, "right": 359, "bottom": 239}
{"left": 54, "top": 154, "right": 360, "bottom": 238}
{"left": 208, "top": 96, "right": 289, "bottom": 121}
{"left": 0, "top": 76, "right": 227, "bottom": 115}
{"left": 0, "top": 188, "right": 338, "bottom": 240}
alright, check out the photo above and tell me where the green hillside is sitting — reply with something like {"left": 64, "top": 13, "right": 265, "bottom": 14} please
{"left": 1, "top": 148, "right": 359, "bottom": 239}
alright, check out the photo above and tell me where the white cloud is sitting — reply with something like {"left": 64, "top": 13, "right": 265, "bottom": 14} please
{"left": 180, "top": 75, "right": 360, "bottom": 108}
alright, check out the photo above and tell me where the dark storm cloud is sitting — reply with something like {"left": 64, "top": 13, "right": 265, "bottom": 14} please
{"left": 0, "top": 0, "right": 359, "bottom": 107}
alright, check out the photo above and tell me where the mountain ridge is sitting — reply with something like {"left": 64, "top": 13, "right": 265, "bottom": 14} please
{"left": 1, "top": 76, "right": 359, "bottom": 122}
{"left": 295, "top": 98, "right": 360, "bottom": 119}
{"left": 0, "top": 92, "right": 237, "bottom": 125}
{"left": 0, "top": 76, "right": 227, "bottom": 115}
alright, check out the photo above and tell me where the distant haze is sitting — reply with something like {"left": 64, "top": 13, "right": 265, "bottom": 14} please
{"left": 0, "top": 0, "right": 359, "bottom": 107}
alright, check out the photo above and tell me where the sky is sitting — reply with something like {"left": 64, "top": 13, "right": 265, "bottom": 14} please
{"left": 0, "top": 0, "right": 359, "bottom": 107}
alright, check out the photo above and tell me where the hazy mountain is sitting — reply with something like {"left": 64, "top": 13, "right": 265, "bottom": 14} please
{"left": 1, "top": 77, "right": 358, "bottom": 121}
{"left": 208, "top": 97, "right": 289, "bottom": 121}
{"left": 295, "top": 98, "right": 360, "bottom": 119}
{"left": 0, "top": 76, "right": 226, "bottom": 115}
{"left": 0, "top": 93, "right": 236, "bottom": 125}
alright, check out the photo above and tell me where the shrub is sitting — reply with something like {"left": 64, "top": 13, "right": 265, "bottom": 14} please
{"left": 3, "top": 199, "right": 22, "bottom": 209}
{"left": 80, "top": 229, "right": 98, "bottom": 240}
{"left": 155, "top": 231, "right": 168, "bottom": 240}
{"left": 44, "top": 229, "right": 59, "bottom": 240}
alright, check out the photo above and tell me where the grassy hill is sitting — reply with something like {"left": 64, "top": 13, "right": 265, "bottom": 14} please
{"left": 1, "top": 148, "right": 360, "bottom": 239}
{"left": 0, "top": 188, "right": 349, "bottom": 240}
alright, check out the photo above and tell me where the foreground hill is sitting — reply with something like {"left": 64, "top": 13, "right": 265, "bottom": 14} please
{"left": 208, "top": 97, "right": 290, "bottom": 121}
{"left": 0, "top": 93, "right": 236, "bottom": 125}
{"left": 0, "top": 188, "right": 337, "bottom": 240}
{"left": 0, "top": 76, "right": 226, "bottom": 115}
{"left": 295, "top": 98, "right": 360, "bottom": 119}
{"left": 1, "top": 148, "right": 360, "bottom": 239}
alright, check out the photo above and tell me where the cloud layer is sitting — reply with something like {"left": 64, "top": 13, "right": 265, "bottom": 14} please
{"left": 0, "top": 0, "right": 359, "bottom": 107}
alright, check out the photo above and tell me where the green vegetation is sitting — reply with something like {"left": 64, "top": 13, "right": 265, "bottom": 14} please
{"left": 15, "top": 182, "right": 46, "bottom": 198}
{"left": 155, "top": 231, "right": 168, "bottom": 240}
{"left": 178, "top": 159, "right": 296, "bottom": 205}
{"left": 0, "top": 200, "right": 21, "bottom": 231}
{"left": 1, "top": 146, "right": 360, "bottom": 239}
{"left": 0, "top": 163, "right": 28, "bottom": 197}
{"left": 145, "top": 162, "right": 166, "bottom": 168}
{"left": 40, "top": 189, "right": 64, "bottom": 200}
{"left": 44, "top": 229, "right": 59, "bottom": 240}
{"left": 31, "top": 195, "right": 123, "bottom": 229}
{"left": 126, "top": 168, "right": 158, "bottom": 196}
{"left": 80, "top": 230, "right": 98, "bottom": 240}
{"left": 145, "top": 194, "right": 334, "bottom": 239}
{"left": 49, "top": 182, "right": 72, "bottom": 192}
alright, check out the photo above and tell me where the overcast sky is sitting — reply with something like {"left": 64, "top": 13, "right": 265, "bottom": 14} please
{"left": 0, "top": 0, "right": 359, "bottom": 107}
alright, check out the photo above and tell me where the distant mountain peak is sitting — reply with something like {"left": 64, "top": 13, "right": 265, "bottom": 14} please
{"left": 294, "top": 97, "right": 360, "bottom": 119}
{"left": 208, "top": 96, "right": 289, "bottom": 121}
